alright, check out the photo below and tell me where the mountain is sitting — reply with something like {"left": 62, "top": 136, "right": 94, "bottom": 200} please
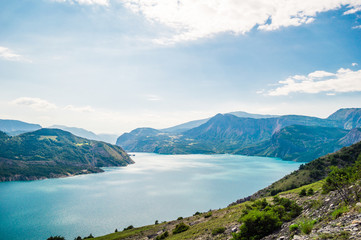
{"left": 0, "top": 128, "right": 133, "bottom": 181}
{"left": 161, "top": 118, "right": 209, "bottom": 133}
{"left": 117, "top": 112, "right": 343, "bottom": 155}
{"left": 0, "top": 119, "right": 41, "bottom": 136}
{"left": 327, "top": 108, "right": 361, "bottom": 129}
{"left": 228, "top": 110, "right": 279, "bottom": 119}
{"left": 235, "top": 125, "right": 360, "bottom": 162}
{"left": 49, "top": 125, "right": 118, "bottom": 144}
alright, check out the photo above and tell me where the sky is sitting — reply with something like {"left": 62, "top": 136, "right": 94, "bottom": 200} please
{"left": 1, "top": 0, "right": 361, "bottom": 135}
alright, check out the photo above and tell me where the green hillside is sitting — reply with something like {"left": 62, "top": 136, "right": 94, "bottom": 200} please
{"left": 0, "top": 128, "right": 134, "bottom": 181}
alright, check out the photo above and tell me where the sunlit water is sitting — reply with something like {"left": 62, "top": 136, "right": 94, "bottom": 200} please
{"left": 0, "top": 153, "right": 301, "bottom": 240}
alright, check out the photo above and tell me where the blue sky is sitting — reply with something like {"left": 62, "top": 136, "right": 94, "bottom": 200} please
{"left": 1, "top": 0, "right": 361, "bottom": 134}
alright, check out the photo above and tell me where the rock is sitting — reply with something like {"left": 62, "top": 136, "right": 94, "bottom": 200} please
{"left": 293, "top": 235, "right": 302, "bottom": 240}
{"left": 356, "top": 202, "right": 361, "bottom": 207}
{"left": 231, "top": 227, "right": 238, "bottom": 232}
{"left": 277, "top": 236, "right": 285, "bottom": 240}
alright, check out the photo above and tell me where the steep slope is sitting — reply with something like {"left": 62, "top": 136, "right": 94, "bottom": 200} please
{"left": 252, "top": 140, "right": 361, "bottom": 198}
{"left": 0, "top": 128, "right": 134, "bottom": 181}
{"left": 0, "top": 119, "right": 42, "bottom": 136}
{"left": 236, "top": 125, "right": 359, "bottom": 162}
{"left": 327, "top": 108, "right": 361, "bottom": 129}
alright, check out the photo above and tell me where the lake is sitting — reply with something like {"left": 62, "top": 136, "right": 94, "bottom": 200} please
{"left": 0, "top": 153, "right": 301, "bottom": 240}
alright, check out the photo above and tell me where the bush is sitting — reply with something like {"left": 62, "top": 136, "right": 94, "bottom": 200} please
{"left": 193, "top": 211, "right": 201, "bottom": 216}
{"left": 177, "top": 217, "right": 183, "bottom": 220}
{"left": 331, "top": 206, "right": 348, "bottom": 219}
{"left": 173, "top": 222, "right": 190, "bottom": 234}
{"left": 299, "top": 188, "right": 307, "bottom": 197}
{"left": 83, "top": 234, "right": 94, "bottom": 239}
{"left": 307, "top": 188, "right": 314, "bottom": 196}
{"left": 212, "top": 227, "right": 226, "bottom": 235}
{"left": 298, "top": 218, "right": 316, "bottom": 234}
{"left": 47, "top": 236, "right": 65, "bottom": 240}
{"left": 204, "top": 212, "right": 212, "bottom": 218}
{"left": 233, "top": 197, "right": 302, "bottom": 240}
{"left": 123, "top": 225, "right": 134, "bottom": 231}
{"left": 289, "top": 224, "right": 299, "bottom": 232}
{"left": 155, "top": 231, "right": 169, "bottom": 240}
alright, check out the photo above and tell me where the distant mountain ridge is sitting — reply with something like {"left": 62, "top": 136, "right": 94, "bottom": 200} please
{"left": 0, "top": 119, "right": 41, "bottom": 136}
{"left": 0, "top": 128, "right": 133, "bottom": 181}
{"left": 49, "top": 125, "right": 118, "bottom": 144}
{"left": 116, "top": 108, "right": 361, "bottom": 161}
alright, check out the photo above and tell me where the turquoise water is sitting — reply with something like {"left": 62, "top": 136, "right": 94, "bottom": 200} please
{"left": 0, "top": 153, "right": 301, "bottom": 240}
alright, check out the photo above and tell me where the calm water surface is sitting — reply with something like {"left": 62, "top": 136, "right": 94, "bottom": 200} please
{"left": 0, "top": 153, "right": 301, "bottom": 240}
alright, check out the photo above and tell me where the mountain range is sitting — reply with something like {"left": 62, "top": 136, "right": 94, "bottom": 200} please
{"left": 0, "top": 128, "right": 133, "bottom": 181}
{"left": 116, "top": 108, "right": 361, "bottom": 162}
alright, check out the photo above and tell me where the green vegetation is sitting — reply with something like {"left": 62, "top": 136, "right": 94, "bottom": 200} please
{"left": 172, "top": 223, "right": 190, "bottom": 234}
{"left": 297, "top": 218, "right": 317, "bottom": 235}
{"left": 123, "top": 225, "right": 134, "bottom": 231}
{"left": 331, "top": 205, "right": 349, "bottom": 219}
{"left": 289, "top": 224, "right": 299, "bottom": 232}
{"left": 322, "top": 154, "right": 361, "bottom": 203}
{"left": 212, "top": 227, "right": 226, "bottom": 235}
{"left": 0, "top": 128, "right": 133, "bottom": 181}
{"left": 47, "top": 236, "right": 65, "bottom": 240}
{"left": 299, "top": 188, "right": 307, "bottom": 197}
{"left": 232, "top": 197, "right": 301, "bottom": 240}
{"left": 155, "top": 231, "right": 169, "bottom": 240}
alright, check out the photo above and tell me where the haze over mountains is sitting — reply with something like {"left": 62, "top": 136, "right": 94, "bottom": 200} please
{"left": 116, "top": 108, "right": 361, "bottom": 162}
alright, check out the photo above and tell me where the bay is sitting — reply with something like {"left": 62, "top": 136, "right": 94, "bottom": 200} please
{"left": 0, "top": 153, "right": 301, "bottom": 240}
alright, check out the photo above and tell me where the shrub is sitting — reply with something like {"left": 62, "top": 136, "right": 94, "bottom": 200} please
{"left": 177, "top": 217, "right": 183, "bottom": 220}
{"left": 173, "top": 222, "right": 190, "bottom": 234}
{"left": 331, "top": 206, "right": 348, "bottom": 219}
{"left": 193, "top": 211, "right": 201, "bottom": 216}
{"left": 47, "top": 236, "right": 65, "bottom": 240}
{"left": 83, "top": 234, "right": 94, "bottom": 239}
{"left": 234, "top": 209, "right": 282, "bottom": 240}
{"left": 155, "top": 231, "right": 169, "bottom": 240}
{"left": 298, "top": 218, "right": 316, "bottom": 234}
{"left": 155, "top": 220, "right": 159, "bottom": 225}
{"left": 289, "top": 224, "right": 299, "bottom": 232}
{"left": 299, "top": 188, "right": 307, "bottom": 197}
{"left": 123, "top": 225, "right": 134, "bottom": 231}
{"left": 204, "top": 212, "right": 212, "bottom": 218}
{"left": 307, "top": 188, "right": 314, "bottom": 196}
{"left": 212, "top": 227, "right": 226, "bottom": 235}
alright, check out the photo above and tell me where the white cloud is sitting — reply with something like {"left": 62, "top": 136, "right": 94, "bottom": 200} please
{"left": 52, "top": 0, "right": 109, "bottom": 6}
{"left": 267, "top": 67, "right": 361, "bottom": 96}
{"left": 0, "top": 46, "right": 31, "bottom": 62}
{"left": 12, "top": 97, "right": 57, "bottom": 110}
{"left": 352, "top": 63, "right": 358, "bottom": 66}
{"left": 120, "top": 0, "right": 361, "bottom": 43}
{"left": 352, "top": 25, "right": 361, "bottom": 29}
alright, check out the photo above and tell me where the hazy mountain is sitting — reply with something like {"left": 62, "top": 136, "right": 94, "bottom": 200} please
{"left": 235, "top": 125, "right": 359, "bottom": 162}
{"left": 49, "top": 125, "right": 117, "bottom": 144}
{"left": 327, "top": 108, "right": 361, "bottom": 129}
{"left": 0, "top": 119, "right": 41, "bottom": 136}
{"left": 0, "top": 128, "right": 133, "bottom": 181}
{"left": 116, "top": 109, "right": 361, "bottom": 161}
{"left": 228, "top": 111, "right": 279, "bottom": 119}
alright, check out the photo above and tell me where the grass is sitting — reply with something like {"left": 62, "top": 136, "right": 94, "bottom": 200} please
{"left": 331, "top": 206, "right": 348, "bottom": 219}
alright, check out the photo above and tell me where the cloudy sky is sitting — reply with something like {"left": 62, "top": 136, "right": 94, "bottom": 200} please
{"left": 1, "top": 0, "right": 361, "bottom": 134}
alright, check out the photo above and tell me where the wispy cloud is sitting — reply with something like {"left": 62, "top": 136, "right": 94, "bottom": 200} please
{"left": 52, "top": 0, "right": 109, "bottom": 6}
{"left": 266, "top": 68, "right": 361, "bottom": 96}
{"left": 352, "top": 25, "right": 361, "bottom": 29}
{"left": 12, "top": 97, "right": 95, "bottom": 112}
{"left": 12, "top": 97, "right": 57, "bottom": 110}
{"left": 352, "top": 63, "right": 358, "bottom": 66}
{"left": 0, "top": 46, "right": 31, "bottom": 62}
{"left": 120, "top": 0, "right": 361, "bottom": 43}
